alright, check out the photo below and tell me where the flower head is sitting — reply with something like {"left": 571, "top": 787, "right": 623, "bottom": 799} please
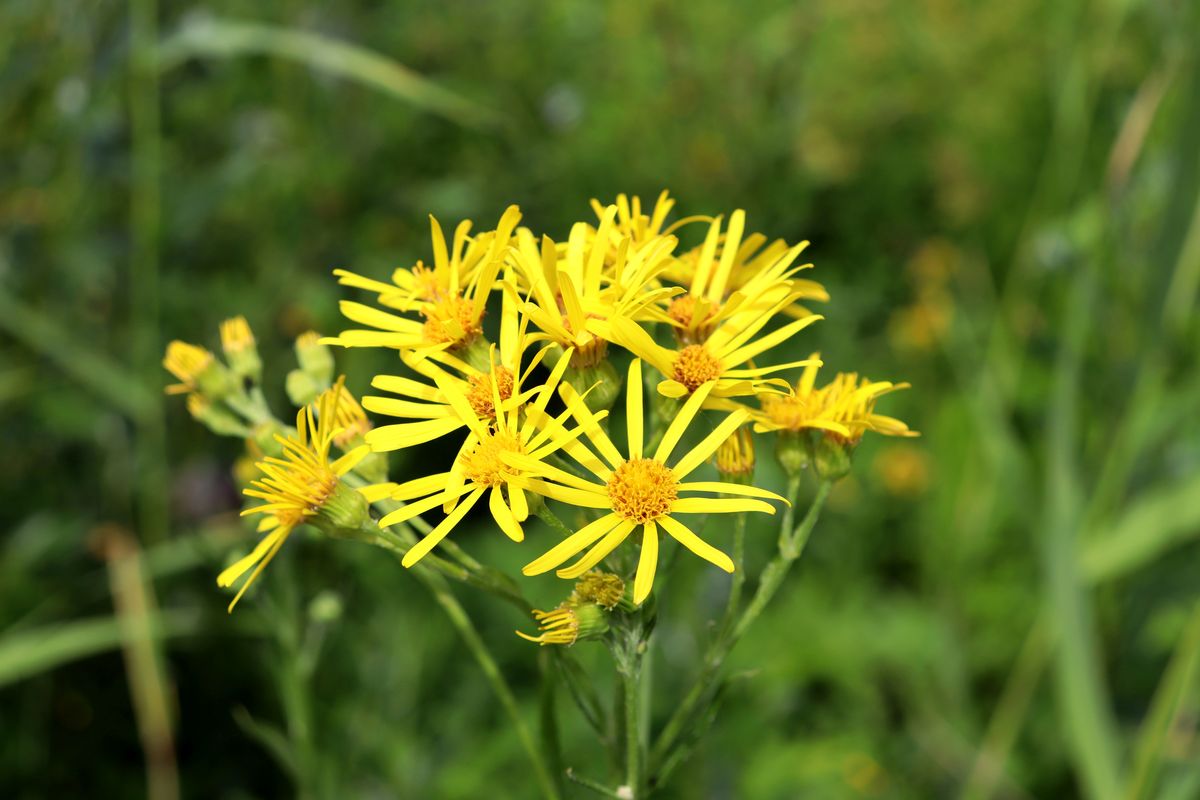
{"left": 755, "top": 356, "right": 917, "bottom": 443}
{"left": 324, "top": 206, "right": 521, "bottom": 356}
{"left": 220, "top": 378, "right": 386, "bottom": 611}
{"left": 507, "top": 205, "right": 680, "bottom": 368}
{"left": 519, "top": 360, "right": 785, "bottom": 605}
{"left": 516, "top": 604, "right": 611, "bottom": 647}
{"left": 378, "top": 345, "right": 588, "bottom": 566}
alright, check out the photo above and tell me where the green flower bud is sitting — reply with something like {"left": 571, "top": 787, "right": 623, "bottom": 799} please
{"left": 295, "top": 331, "right": 335, "bottom": 386}
{"left": 774, "top": 430, "right": 809, "bottom": 477}
{"left": 806, "top": 430, "right": 854, "bottom": 482}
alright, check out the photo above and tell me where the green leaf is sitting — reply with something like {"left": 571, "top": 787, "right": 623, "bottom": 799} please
{"left": 156, "top": 17, "right": 498, "bottom": 128}
{"left": 0, "top": 611, "right": 202, "bottom": 689}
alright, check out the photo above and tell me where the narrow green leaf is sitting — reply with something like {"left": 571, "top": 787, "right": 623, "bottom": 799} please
{"left": 0, "top": 611, "right": 202, "bottom": 689}
{"left": 157, "top": 17, "right": 498, "bottom": 128}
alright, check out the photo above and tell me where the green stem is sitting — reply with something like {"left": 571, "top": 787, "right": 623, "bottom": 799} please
{"left": 413, "top": 567, "right": 560, "bottom": 800}
{"left": 535, "top": 504, "right": 578, "bottom": 539}
{"left": 717, "top": 512, "right": 748, "bottom": 640}
{"left": 623, "top": 661, "right": 642, "bottom": 797}
{"left": 734, "top": 481, "right": 830, "bottom": 639}
{"left": 565, "top": 769, "right": 623, "bottom": 798}
{"left": 650, "top": 480, "right": 830, "bottom": 773}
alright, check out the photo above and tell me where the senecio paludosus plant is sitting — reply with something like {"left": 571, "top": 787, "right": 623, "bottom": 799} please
{"left": 165, "top": 192, "right": 916, "bottom": 798}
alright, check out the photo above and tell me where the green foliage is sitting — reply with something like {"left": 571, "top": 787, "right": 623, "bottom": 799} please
{"left": 2, "top": 0, "right": 1199, "bottom": 797}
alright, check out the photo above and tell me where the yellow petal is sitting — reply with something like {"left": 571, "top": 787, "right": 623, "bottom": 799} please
{"left": 555, "top": 520, "right": 636, "bottom": 579}
{"left": 627, "top": 358, "right": 644, "bottom": 459}
{"left": 670, "top": 497, "right": 775, "bottom": 515}
{"left": 659, "top": 515, "right": 734, "bottom": 573}
{"left": 522, "top": 513, "right": 622, "bottom": 576}
{"left": 401, "top": 487, "right": 485, "bottom": 567}
{"left": 632, "top": 522, "right": 659, "bottom": 605}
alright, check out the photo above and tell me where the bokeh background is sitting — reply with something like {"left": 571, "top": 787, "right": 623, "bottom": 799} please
{"left": 3, "top": 1, "right": 1200, "bottom": 798}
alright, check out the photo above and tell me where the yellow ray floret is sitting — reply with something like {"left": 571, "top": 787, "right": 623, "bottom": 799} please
{"left": 755, "top": 354, "right": 918, "bottom": 442}
{"left": 520, "top": 359, "right": 786, "bottom": 605}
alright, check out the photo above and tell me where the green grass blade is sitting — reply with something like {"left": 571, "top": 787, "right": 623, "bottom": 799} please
{"left": 156, "top": 17, "right": 498, "bottom": 128}
{"left": 0, "top": 611, "right": 202, "bottom": 689}
{"left": 1123, "top": 605, "right": 1200, "bottom": 800}
{"left": 1081, "top": 473, "right": 1200, "bottom": 584}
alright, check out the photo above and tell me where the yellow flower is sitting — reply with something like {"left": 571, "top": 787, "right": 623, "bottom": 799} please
{"left": 377, "top": 347, "right": 585, "bottom": 566}
{"left": 518, "top": 360, "right": 785, "bottom": 605}
{"left": 325, "top": 206, "right": 521, "bottom": 355}
{"left": 659, "top": 211, "right": 827, "bottom": 343}
{"left": 507, "top": 205, "right": 680, "bottom": 368}
{"left": 587, "top": 190, "right": 708, "bottom": 255}
{"left": 361, "top": 290, "right": 545, "bottom": 452}
{"left": 754, "top": 355, "right": 917, "bottom": 442}
{"left": 600, "top": 300, "right": 823, "bottom": 401}
{"left": 221, "top": 379, "right": 389, "bottom": 611}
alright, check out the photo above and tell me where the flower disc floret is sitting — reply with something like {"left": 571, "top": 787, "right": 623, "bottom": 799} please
{"left": 421, "top": 294, "right": 482, "bottom": 346}
{"left": 459, "top": 429, "right": 524, "bottom": 487}
{"left": 466, "top": 366, "right": 515, "bottom": 418}
{"left": 671, "top": 344, "right": 722, "bottom": 392}
{"left": 606, "top": 458, "right": 678, "bottom": 524}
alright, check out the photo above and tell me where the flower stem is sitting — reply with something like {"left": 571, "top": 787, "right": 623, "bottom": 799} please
{"left": 535, "top": 504, "right": 577, "bottom": 539}
{"left": 416, "top": 568, "right": 561, "bottom": 800}
{"left": 649, "top": 480, "right": 831, "bottom": 777}
{"left": 622, "top": 659, "right": 642, "bottom": 797}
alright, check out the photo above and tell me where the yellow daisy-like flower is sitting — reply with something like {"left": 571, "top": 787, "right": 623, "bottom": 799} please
{"left": 600, "top": 297, "right": 824, "bottom": 401}
{"left": 378, "top": 348, "right": 588, "bottom": 566}
{"left": 507, "top": 205, "right": 680, "bottom": 368}
{"left": 361, "top": 288, "right": 546, "bottom": 451}
{"left": 587, "top": 190, "right": 708, "bottom": 256}
{"left": 220, "top": 379, "right": 389, "bottom": 611}
{"left": 660, "top": 211, "right": 827, "bottom": 343}
{"left": 754, "top": 355, "right": 917, "bottom": 442}
{"left": 662, "top": 213, "right": 828, "bottom": 324}
{"left": 325, "top": 205, "right": 521, "bottom": 355}
{"left": 518, "top": 360, "right": 785, "bottom": 605}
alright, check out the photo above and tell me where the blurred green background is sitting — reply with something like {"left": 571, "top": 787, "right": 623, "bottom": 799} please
{"left": 3, "top": 0, "right": 1200, "bottom": 797}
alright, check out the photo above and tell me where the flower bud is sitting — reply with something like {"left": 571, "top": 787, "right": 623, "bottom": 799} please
{"left": 572, "top": 571, "right": 627, "bottom": 610}
{"left": 714, "top": 426, "right": 755, "bottom": 485}
{"left": 295, "top": 331, "right": 334, "bottom": 386}
{"left": 806, "top": 430, "right": 854, "bottom": 482}
{"left": 220, "top": 316, "right": 262, "bottom": 383}
{"left": 164, "top": 340, "right": 235, "bottom": 399}
{"left": 773, "top": 430, "right": 808, "bottom": 477}
{"left": 516, "top": 603, "right": 610, "bottom": 646}
{"left": 564, "top": 358, "right": 622, "bottom": 414}
{"left": 286, "top": 368, "right": 323, "bottom": 407}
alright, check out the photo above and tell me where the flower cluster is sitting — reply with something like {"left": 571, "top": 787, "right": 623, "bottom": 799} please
{"left": 166, "top": 191, "right": 916, "bottom": 624}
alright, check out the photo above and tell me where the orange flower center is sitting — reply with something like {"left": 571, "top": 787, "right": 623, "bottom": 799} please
{"left": 671, "top": 344, "right": 722, "bottom": 392}
{"left": 460, "top": 429, "right": 523, "bottom": 486}
{"left": 606, "top": 458, "right": 678, "bottom": 524}
{"left": 466, "top": 366, "right": 515, "bottom": 418}
{"left": 421, "top": 294, "right": 482, "bottom": 347}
